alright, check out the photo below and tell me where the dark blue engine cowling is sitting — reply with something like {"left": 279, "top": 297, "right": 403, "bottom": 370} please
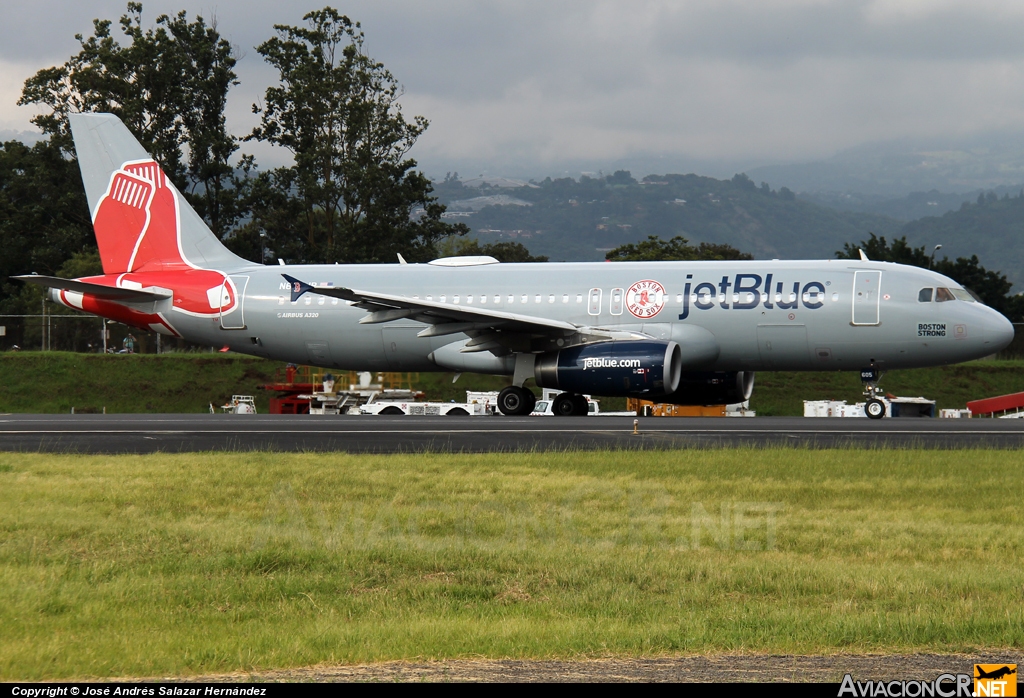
{"left": 660, "top": 371, "right": 755, "bottom": 405}
{"left": 534, "top": 340, "right": 682, "bottom": 397}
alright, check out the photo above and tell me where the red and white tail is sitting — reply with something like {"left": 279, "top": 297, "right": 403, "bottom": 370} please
{"left": 69, "top": 113, "right": 246, "bottom": 275}
{"left": 93, "top": 160, "right": 187, "bottom": 273}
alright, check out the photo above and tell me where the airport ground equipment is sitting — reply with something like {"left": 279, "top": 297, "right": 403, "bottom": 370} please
{"left": 626, "top": 397, "right": 755, "bottom": 417}
{"left": 303, "top": 381, "right": 422, "bottom": 415}
{"left": 803, "top": 396, "right": 935, "bottom": 418}
{"left": 967, "top": 390, "right": 1024, "bottom": 417}
{"left": 218, "top": 395, "right": 256, "bottom": 414}
{"left": 262, "top": 366, "right": 422, "bottom": 414}
{"left": 359, "top": 389, "right": 496, "bottom": 416}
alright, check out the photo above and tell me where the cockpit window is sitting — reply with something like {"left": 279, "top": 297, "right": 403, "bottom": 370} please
{"left": 935, "top": 287, "right": 956, "bottom": 302}
{"left": 918, "top": 288, "right": 933, "bottom": 302}
{"left": 950, "top": 288, "right": 976, "bottom": 302}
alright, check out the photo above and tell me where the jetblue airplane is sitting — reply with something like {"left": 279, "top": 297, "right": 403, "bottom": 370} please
{"left": 15, "top": 114, "right": 1016, "bottom": 418}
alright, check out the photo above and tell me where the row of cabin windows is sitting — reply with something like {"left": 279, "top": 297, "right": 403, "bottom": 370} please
{"left": 278, "top": 286, "right": 839, "bottom": 311}
{"left": 280, "top": 287, "right": 841, "bottom": 310}
{"left": 918, "top": 287, "right": 975, "bottom": 303}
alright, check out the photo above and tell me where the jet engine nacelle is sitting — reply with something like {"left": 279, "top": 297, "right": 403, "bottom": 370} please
{"left": 660, "top": 371, "right": 755, "bottom": 406}
{"left": 535, "top": 340, "right": 682, "bottom": 397}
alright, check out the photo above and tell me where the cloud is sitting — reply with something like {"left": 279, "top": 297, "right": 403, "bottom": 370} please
{"left": 5, "top": 0, "right": 1024, "bottom": 176}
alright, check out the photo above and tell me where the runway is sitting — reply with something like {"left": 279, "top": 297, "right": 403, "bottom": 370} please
{"left": 1, "top": 413, "right": 1023, "bottom": 452}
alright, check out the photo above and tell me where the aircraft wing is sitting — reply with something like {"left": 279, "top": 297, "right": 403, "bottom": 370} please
{"left": 14, "top": 275, "right": 172, "bottom": 302}
{"left": 283, "top": 273, "right": 643, "bottom": 354}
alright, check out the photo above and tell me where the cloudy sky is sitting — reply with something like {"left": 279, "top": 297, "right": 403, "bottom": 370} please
{"left": 3, "top": 0, "right": 1024, "bottom": 179}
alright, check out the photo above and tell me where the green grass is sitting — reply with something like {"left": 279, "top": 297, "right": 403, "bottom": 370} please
{"left": 0, "top": 352, "right": 514, "bottom": 414}
{"left": 0, "top": 352, "right": 280, "bottom": 414}
{"left": 3, "top": 352, "right": 1024, "bottom": 415}
{"left": 0, "top": 449, "right": 1021, "bottom": 679}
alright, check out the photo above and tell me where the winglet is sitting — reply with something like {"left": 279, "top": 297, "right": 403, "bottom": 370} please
{"left": 282, "top": 274, "right": 314, "bottom": 303}
{"left": 397, "top": 253, "right": 408, "bottom": 265}
{"left": 858, "top": 249, "right": 869, "bottom": 261}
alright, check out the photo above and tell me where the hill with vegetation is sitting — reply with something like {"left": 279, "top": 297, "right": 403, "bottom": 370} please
{"left": 798, "top": 185, "right": 1024, "bottom": 221}
{"left": 901, "top": 191, "right": 1024, "bottom": 286}
{"left": 432, "top": 172, "right": 903, "bottom": 263}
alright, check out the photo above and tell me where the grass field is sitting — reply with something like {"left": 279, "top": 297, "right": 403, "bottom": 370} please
{"left": 1, "top": 449, "right": 1021, "bottom": 679}
{"left": 3, "top": 351, "right": 1024, "bottom": 415}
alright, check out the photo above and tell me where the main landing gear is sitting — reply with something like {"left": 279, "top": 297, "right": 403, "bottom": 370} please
{"left": 552, "top": 392, "right": 589, "bottom": 416}
{"left": 497, "top": 386, "right": 536, "bottom": 416}
{"left": 496, "top": 387, "right": 589, "bottom": 416}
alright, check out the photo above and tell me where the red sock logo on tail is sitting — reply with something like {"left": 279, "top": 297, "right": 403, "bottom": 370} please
{"left": 92, "top": 171, "right": 154, "bottom": 274}
{"left": 121, "top": 161, "right": 188, "bottom": 272}
{"left": 92, "top": 159, "right": 237, "bottom": 318}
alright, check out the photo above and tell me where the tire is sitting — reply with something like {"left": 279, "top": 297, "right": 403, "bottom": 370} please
{"left": 552, "top": 393, "right": 579, "bottom": 416}
{"left": 571, "top": 394, "right": 589, "bottom": 415}
{"left": 865, "top": 399, "right": 886, "bottom": 420}
{"left": 378, "top": 406, "right": 404, "bottom": 415}
{"left": 498, "top": 386, "right": 530, "bottom": 416}
{"left": 523, "top": 391, "right": 537, "bottom": 415}
{"left": 446, "top": 407, "right": 469, "bottom": 416}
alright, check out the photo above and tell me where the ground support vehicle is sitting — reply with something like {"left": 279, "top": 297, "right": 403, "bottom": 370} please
{"left": 359, "top": 399, "right": 493, "bottom": 416}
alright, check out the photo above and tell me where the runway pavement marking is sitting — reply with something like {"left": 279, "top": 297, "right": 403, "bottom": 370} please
{"left": 2, "top": 428, "right": 1023, "bottom": 435}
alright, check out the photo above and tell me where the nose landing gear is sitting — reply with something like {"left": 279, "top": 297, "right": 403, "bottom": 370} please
{"left": 865, "top": 398, "right": 886, "bottom": 420}
{"left": 861, "top": 365, "right": 887, "bottom": 420}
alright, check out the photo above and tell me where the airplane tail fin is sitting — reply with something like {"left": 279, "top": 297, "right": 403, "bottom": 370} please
{"left": 68, "top": 113, "right": 248, "bottom": 275}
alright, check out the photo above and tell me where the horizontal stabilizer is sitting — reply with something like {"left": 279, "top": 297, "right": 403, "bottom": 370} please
{"left": 14, "top": 275, "right": 171, "bottom": 302}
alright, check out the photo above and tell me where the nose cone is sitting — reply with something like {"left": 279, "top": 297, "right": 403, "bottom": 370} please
{"left": 987, "top": 310, "right": 1015, "bottom": 353}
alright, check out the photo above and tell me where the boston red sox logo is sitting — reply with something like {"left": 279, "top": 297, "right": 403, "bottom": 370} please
{"left": 626, "top": 279, "right": 666, "bottom": 319}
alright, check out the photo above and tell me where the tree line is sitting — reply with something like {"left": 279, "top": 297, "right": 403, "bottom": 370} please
{"left": 1, "top": 4, "right": 470, "bottom": 320}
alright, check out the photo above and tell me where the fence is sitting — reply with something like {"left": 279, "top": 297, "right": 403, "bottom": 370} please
{"left": 0, "top": 307, "right": 203, "bottom": 354}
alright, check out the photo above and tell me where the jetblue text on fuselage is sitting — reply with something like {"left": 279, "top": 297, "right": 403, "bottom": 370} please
{"left": 678, "top": 273, "right": 827, "bottom": 320}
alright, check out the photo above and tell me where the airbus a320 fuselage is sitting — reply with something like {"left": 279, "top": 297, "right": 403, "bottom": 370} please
{"left": 17, "top": 114, "right": 1015, "bottom": 417}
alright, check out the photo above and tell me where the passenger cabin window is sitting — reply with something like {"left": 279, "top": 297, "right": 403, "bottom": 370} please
{"left": 919, "top": 288, "right": 933, "bottom": 302}
{"left": 935, "top": 287, "right": 955, "bottom": 302}
{"left": 610, "top": 288, "right": 623, "bottom": 315}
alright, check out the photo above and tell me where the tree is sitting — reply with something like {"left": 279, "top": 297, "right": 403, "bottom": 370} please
{"left": 836, "top": 233, "right": 1024, "bottom": 320}
{"left": 245, "top": 7, "right": 467, "bottom": 263}
{"left": 436, "top": 237, "right": 548, "bottom": 262}
{"left": 0, "top": 139, "right": 93, "bottom": 315}
{"left": 836, "top": 232, "right": 932, "bottom": 266}
{"left": 605, "top": 235, "right": 752, "bottom": 262}
{"left": 19, "top": 2, "right": 243, "bottom": 238}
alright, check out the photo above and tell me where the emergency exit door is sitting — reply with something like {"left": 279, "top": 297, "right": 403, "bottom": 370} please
{"left": 852, "top": 271, "right": 881, "bottom": 325}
